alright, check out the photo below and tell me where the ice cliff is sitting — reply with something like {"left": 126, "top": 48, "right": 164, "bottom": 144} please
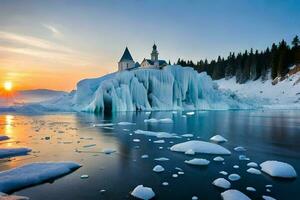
{"left": 72, "top": 65, "right": 253, "bottom": 112}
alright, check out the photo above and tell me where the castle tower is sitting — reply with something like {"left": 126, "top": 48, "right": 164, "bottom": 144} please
{"left": 151, "top": 43, "right": 159, "bottom": 62}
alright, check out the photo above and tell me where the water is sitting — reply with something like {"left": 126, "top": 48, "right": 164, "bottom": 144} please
{"left": 0, "top": 110, "right": 299, "bottom": 200}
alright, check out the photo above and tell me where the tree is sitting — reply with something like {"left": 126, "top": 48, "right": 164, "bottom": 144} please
{"left": 292, "top": 35, "right": 299, "bottom": 48}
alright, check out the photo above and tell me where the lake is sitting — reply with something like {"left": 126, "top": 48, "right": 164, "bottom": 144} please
{"left": 0, "top": 110, "right": 299, "bottom": 199}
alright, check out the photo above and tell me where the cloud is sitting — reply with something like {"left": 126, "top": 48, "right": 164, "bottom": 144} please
{"left": 43, "top": 24, "right": 63, "bottom": 38}
{"left": 0, "top": 31, "right": 94, "bottom": 66}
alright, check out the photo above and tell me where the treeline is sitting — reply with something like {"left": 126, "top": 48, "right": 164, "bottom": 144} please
{"left": 177, "top": 35, "right": 300, "bottom": 83}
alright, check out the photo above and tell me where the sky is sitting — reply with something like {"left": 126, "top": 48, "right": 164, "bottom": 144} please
{"left": 0, "top": 0, "right": 299, "bottom": 91}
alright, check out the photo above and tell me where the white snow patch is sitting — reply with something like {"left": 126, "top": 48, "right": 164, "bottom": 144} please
{"left": 170, "top": 140, "right": 231, "bottom": 155}
{"left": 0, "top": 162, "right": 81, "bottom": 193}
{"left": 212, "top": 178, "right": 231, "bottom": 189}
{"left": 221, "top": 189, "right": 251, "bottom": 200}
{"left": 260, "top": 160, "right": 297, "bottom": 178}
{"left": 131, "top": 185, "right": 155, "bottom": 200}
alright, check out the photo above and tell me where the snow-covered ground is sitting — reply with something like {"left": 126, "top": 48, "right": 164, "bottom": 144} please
{"left": 215, "top": 69, "right": 300, "bottom": 109}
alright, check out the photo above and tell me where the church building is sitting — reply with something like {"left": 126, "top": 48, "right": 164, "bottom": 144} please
{"left": 140, "top": 44, "right": 167, "bottom": 68}
{"left": 118, "top": 47, "right": 139, "bottom": 71}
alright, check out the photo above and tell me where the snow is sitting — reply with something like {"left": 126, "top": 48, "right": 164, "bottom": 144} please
{"left": 215, "top": 70, "right": 300, "bottom": 110}
{"left": 0, "top": 148, "right": 32, "bottom": 158}
{"left": 185, "top": 158, "right": 210, "bottom": 166}
{"left": 210, "top": 135, "right": 228, "bottom": 143}
{"left": 0, "top": 136, "right": 9, "bottom": 141}
{"left": 260, "top": 160, "right": 297, "bottom": 178}
{"left": 170, "top": 140, "right": 231, "bottom": 155}
{"left": 134, "top": 130, "right": 178, "bottom": 138}
{"left": 247, "top": 168, "right": 261, "bottom": 175}
{"left": 131, "top": 185, "right": 155, "bottom": 200}
{"left": 153, "top": 165, "right": 165, "bottom": 173}
{"left": 212, "top": 178, "right": 231, "bottom": 189}
{"left": 228, "top": 174, "right": 241, "bottom": 181}
{"left": 0, "top": 162, "right": 81, "bottom": 193}
{"left": 221, "top": 189, "right": 251, "bottom": 200}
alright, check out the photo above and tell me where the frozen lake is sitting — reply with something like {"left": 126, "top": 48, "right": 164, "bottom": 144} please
{"left": 0, "top": 110, "right": 299, "bottom": 199}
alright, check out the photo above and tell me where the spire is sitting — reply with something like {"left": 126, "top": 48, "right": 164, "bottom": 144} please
{"left": 119, "top": 47, "right": 133, "bottom": 62}
{"left": 151, "top": 43, "right": 158, "bottom": 62}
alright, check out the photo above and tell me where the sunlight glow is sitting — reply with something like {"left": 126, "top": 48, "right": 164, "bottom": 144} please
{"left": 4, "top": 81, "right": 13, "bottom": 91}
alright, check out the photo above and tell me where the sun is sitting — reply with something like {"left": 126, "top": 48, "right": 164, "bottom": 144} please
{"left": 4, "top": 81, "right": 13, "bottom": 91}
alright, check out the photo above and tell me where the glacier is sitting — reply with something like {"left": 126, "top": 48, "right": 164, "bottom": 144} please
{"left": 71, "top": 65, "right": 254, "bottom": 113}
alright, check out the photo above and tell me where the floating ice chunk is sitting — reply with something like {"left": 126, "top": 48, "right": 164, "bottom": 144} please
{"left": 182, "top": 134, "right": 194, "bottom": 138}
{"left": 0, "top": 136, "right": 9, "bottom": 141}
{"left": 0, "top": 148, "right": 32, "bottom": 159}
{"left": 192, "top": 196, "right": 198, "bottom": 200}
{"left": 0, "top": 162, "right": 81, "bottom": 193}
{"left": 246, "top": 187, "right": 256, "bottom": 192}
{"left": 141, "top": 155, "right": 149, "bottom": 159}
{"left": 145, "top": 112, "right": 151, "bottom": 115}
{"left": 134, "top": 130, "right": 178, "bottom": 139}
{"left": 170, "top": 140, "right": 231, "bottom": 155}
{"left": 172, "top": 174, "right": 178, "bottom": 178}
{"left": 213, "top": 156, "right": 224, "bottom": 162}
{"left": 178, "top": 171, "right": 184, "bottom": 175}
{"left": 99, "top": 189, "right": 106, "bottom": 193}
{"left": 80, "top": 175, "right": 89, "bottom": 179}
{"left": 210, "top": 135, "right": 228, "bottom": 143}
{"left": 185, "top": 149, "right": 195, "bottom": 155}
{"left": 228, "top": 174, "right": 241, "bottom": 181}
{"left": 186, "top": 112, "right": 195, "bottom": 115}
{"left": 153, "top": 165, "right": 165, "bottom": 173}
{"left": 247, "top": 162, "right": 258, "bottom": 167}
{"left": 266, "top": 189, "right": 271, "bottom": 192}
{"left": 144, "top": 118, "right": 159, "bottom": 123}
{"left": 212, "top": 178, "right": 231, "bottom": 189}
{"left": 83, "top": 144, "right": 96, "bottom": 148}
{"left": 144, "top": 118, "right": 173, "bottom": 123}
{"left": 233, "top": 165, "right": 239, "bottom": 169}
{"left": 262, "top": 195, "right": 277, "bottom": 200}
{"left": 234, "top": 146, "right": 247, "bottom": 152}
{"left": 131, "top": 185, "right": 155, "bottom": 200}
{"left": 265, "top": 185, "right": 272, "bottom": 188}
{"left": 117, "top": 122, "right": 135, "bottom": 125}
{"left": 154, "top": 157, "right": 169, "bottom": 161}
{"left": 162, "top": 182, "right": 169, "bottom": 186}
{"left": 172, "top": 111, "right": 177, "bottom": 114}
{"left": 93, "top": 123, "right": 114, "bottom": 127}
{"left": 133, "top": 139, "right": 141, "bottom": 142}
{"left": 159, "top": 118, "right": 173, "bottom": 123}
{"left": 185, "top": 158, "right": 210, "bottom": 166}
{"left": 123, "top": 128, "right": 129, "bottom": 131}
{"left": 239, "top": 155, "right": 250, "bottom": 161}
{"left": 175, "top": 167, "right": 183, "bottom": 171}
{"left": 247, "top": 168, "right": 261, "bottom": 175}
{"left": 102, "top": 148, "right": 116, "bottom": 154}
{"left": 153, "top": 140, "right": 165, "bottom": 144}
{"left": 219, "top": 171, "right": 228, "bottom": 176}
{"left": 260, "top": 161, "right": 297, "bottom": 178}
{"left": 221, "top": 189, "right": 251, "bottom": 200}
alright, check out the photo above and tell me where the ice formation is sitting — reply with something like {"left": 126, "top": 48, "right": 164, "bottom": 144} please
{"left": 72, "top": 66, "right": 253, "bottom": 113}
{"left": 221, "top": 189, "right": 251, "bottom": 200}
{"left": 134, "top": 130, "right": 178, "bottom": 138}
{"left": 0, "top": 148, "right": 32, "bottom": 159}
{"left": 260, "top": 160, "right": 297, "bottom": 178}
{"left": 184, "top": 158, "right": 210, "bottom": 166}
{"left": 0, "top": 136, "right": 9, "bottom": 141}
{"left": 153, "top": 165, "right": 165, "bottom": 173}
{"left": 131, "top": 185, "right": 155, "bottom": 200}
{"left": 170, "top": 140, "right": 231, "bottom": 155}
{"left": 212, "top": 178, "right": 231, "bottom": 189}
{"left": 210, "top": 135, "right": 228, "bottom": 143}
{"left": 0, "top": 162, "right": 81, "bottom": 193}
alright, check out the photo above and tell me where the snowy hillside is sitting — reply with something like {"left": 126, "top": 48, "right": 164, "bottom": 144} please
{"left": 71, "top": 65, "right": 254, "bottom": 112}
{"left": 215, "top": 68, "right": 300, "bottom": 109}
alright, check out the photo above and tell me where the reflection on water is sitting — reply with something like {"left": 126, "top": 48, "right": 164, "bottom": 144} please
{"left": 0, "top": 110, "right": 299, "bottom": 200}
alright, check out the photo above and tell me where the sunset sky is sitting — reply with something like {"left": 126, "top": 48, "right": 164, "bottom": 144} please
{"left": 0, "top": 0, "right": 299, "bottom": 91}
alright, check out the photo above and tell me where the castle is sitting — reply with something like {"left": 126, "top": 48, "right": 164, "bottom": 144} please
{"left": 118, "top": 44, "right": 167, "bottom": 71}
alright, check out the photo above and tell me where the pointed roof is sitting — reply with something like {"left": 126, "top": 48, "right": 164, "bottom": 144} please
{"left": 119, "top": 47, "right": 133, "bottom": 62}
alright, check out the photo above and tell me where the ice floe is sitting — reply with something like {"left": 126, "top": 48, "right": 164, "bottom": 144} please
{"left": 228, "top": 174, "right": 241, "bottom": 181}
{"left": 0, "top": 162, "right": 81, "bottom": 193}
{"left": 247, "top": 162, "right": 258, "bottom": 167}
{"left": 221, "top": 189, "right": 251, "bottom": 200}
{"left": 117, "top": 122, "right": 136, "bottom": 125}
{"left": 162, "top": 182, "right": 169, "bottom": 186}
{"left": 213, "top": 156, "right": 224, "bottom": 162}
{"left": 93, "top": 123, "right": 114, "bottom": 127}
{"left": 185, "top": 149, "right": 195, "bottom": 155}
{"left": 210, "top": 135, "right": 228, "bottom": 143}
{"left": 234, "top": 146, "right": 247, "bottom": 152}
{"left": 102, "top": 148, "right": 116, "bottom": 154}
{"left": 144, "top": 118, "right": 173, "bottom": 123}
{"left": 182, "top": 134, "right": 194, "bottom": 138}
{"left": 239, "top": 155, "right": 250, "bottom": 161}
{"left": 219, "top": 171, "right": 228, "bottom": 176}
{"left": 246, "top": 187, "right": 256, "bottom": 192}
{"left": 0, "top": 136, "right": 9, "bottom": 141}
{"left": 153, "top": 140, "right": 165, "bottom": 144}
{"left": 131, "top": 185, "right": 155, "bottom": 200}
{"left": 185, "top": 158, "right": 210, "bottom": 166}
{"left": 191, "top": 196, "right": 198, "bottom": 200}
{"left": 260, "top": 160, "right": 297, "bottom": 178}
{"left": 170, "top": 140, "right": 231, "bottom": 155}
{"left": 134, "top": 130, "right": 178, "bottom": 138}
{"left": 141, "top": 155, "right": 149, "bottom": 159}
{"left": 154, "top": 157, "right": 169, "bottom": 161}
{"left": 262, "top": 195, "right": 277, "bottom": 200}
{"left": 153, "top": 165, "right": 165, "bottom": 173}
{"left": 80, "top": 174, "right": 89, "bottom": 179}
{"left": 186, "top": 112, "right": 195, "bottom": 115}
{"left": 247, "top": 168, "right": 261, "bottom": 175}
{"left": 133, "top": 139, "right": 141, "bottom": 142}
{"left": 212, "top": 178, "right": 231, "bottom": 189}
{"left": 0, "top": 148, "right": 32, "bottom": 159}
